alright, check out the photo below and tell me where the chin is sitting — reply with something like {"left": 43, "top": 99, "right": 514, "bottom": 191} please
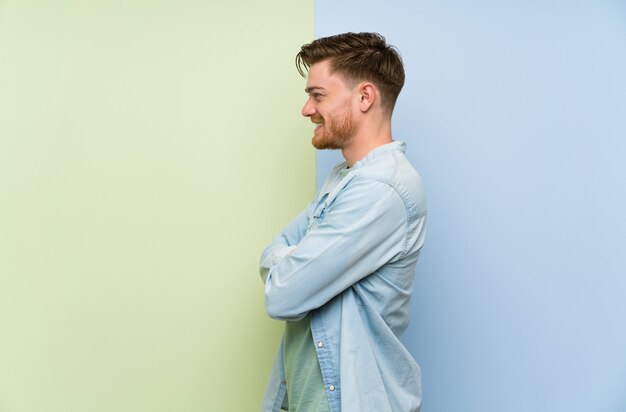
{"left": 313, "top": 138, "right": 341, "bottom": 150}
{"left": 312, "top": 138, "right": 328, "bottom": 150}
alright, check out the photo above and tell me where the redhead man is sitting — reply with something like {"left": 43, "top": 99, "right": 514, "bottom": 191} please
{"left": 260, "top": 32, "right": 426, "bottom": 412}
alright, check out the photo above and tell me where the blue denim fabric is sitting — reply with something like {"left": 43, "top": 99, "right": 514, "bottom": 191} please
{"left": 260, "top": 141, "right": 427, "bottom": 412}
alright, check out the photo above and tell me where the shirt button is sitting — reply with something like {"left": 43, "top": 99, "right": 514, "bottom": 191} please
{"left": 329, "top": 385, "right": 335, "bottom": 392}
{"left": 317, "top": 341, "right": 324, "bottom": 348}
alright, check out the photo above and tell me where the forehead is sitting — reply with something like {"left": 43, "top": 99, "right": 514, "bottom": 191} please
{"left": 306, "top": 60, "right": 350, "bottom": 91}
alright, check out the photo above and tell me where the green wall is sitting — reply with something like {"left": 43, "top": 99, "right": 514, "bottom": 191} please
{"left": 0, "top": 1, "right": 314, "bottom": 411}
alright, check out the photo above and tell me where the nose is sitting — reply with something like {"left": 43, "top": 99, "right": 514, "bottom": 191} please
{"left": 301, "top": 97, "right": 316, "bottom": 117}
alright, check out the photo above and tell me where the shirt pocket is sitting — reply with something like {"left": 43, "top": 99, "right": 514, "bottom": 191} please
{"left": 306, "top": 193, "right": 329, "bottom": 233}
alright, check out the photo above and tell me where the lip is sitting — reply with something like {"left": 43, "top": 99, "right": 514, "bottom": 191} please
{"left": 312, "top": 118, "right": 323, "bottom": 132}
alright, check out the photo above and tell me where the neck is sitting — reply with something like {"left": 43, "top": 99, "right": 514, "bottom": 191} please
{"left": 342, "top": 119, "right": 393, "bottom": 167}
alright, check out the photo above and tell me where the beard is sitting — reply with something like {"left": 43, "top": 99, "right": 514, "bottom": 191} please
{"left": 311, "top": 110, "right": 356, "bottom": 150}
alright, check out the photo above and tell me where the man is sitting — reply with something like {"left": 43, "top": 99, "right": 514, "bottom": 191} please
{"left": 259, "top": 32, "right": 426, "bottom": 412}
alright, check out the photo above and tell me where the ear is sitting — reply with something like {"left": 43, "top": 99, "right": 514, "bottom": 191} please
{"left": 358, "top": 82, "right": 376, "bottom": 112}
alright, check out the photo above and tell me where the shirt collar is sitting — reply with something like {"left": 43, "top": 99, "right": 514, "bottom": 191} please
{"left": 351, "top": 140, "right": 406, "bottom": 170}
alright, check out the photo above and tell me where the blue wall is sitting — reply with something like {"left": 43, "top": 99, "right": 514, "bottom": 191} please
{"left": 315, "top": 1, "right": 626, "bottom": 411}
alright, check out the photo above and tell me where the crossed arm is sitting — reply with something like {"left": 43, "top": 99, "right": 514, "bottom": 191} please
{"left": 259, "top": 179, "right": 408, "bottom": 321}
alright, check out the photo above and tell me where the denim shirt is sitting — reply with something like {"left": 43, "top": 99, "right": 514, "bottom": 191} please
{"left": 260, "top": 141, "right": 427, "bottom": 412}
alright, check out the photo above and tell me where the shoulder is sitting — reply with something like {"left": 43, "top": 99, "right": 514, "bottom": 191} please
{"left": 352, "top": 149, "right": 427, "bottom": 220}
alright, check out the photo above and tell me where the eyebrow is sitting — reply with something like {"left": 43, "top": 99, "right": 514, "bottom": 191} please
{"left": 305, "top": 86, "right": 325, "bottom": 94}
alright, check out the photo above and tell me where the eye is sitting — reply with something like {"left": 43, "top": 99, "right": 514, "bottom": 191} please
{"left": 312, "top": 93, "right": 323, "bottom": 101}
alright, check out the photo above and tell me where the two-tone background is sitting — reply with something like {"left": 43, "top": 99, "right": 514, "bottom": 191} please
{"left": 1, "top": 1, "right": 625, "bottom": 411}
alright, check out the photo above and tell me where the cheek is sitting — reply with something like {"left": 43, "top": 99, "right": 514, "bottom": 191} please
{"left": 337, "top": 97, "right": 356, "bottom": 115}
{"left": 325, "top": 104, "right": 346, "bottom": 119}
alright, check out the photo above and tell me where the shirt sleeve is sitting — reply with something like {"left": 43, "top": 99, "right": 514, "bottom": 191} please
{"left": 259, "top": 206, "right": 310, "bottom": 284}
{"left": 263, "top": 178, "right": 409, "bottom": 321}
